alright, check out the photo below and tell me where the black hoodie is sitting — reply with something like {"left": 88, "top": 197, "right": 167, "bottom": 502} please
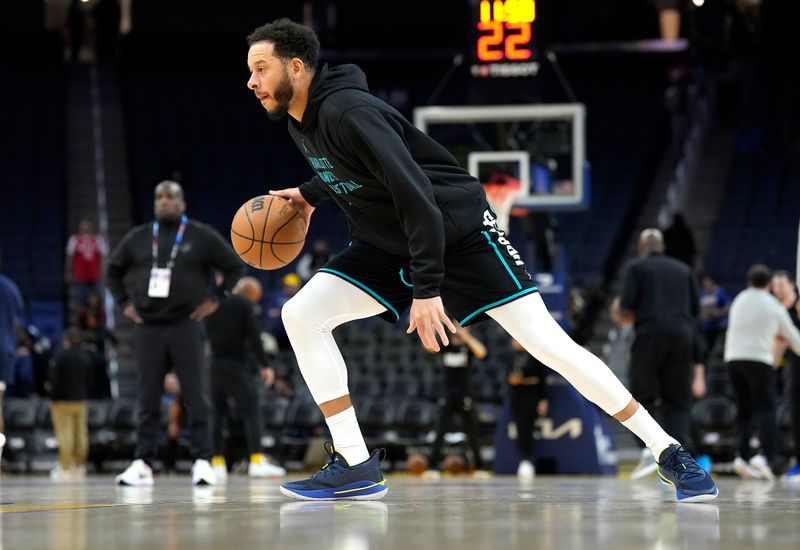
{"left": 293, "top": 64, "right": 487, "bottom": 299}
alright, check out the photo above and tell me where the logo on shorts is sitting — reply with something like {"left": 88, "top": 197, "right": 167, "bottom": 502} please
{"left": 482, "top": 209, "right": 525, "bottom": 267}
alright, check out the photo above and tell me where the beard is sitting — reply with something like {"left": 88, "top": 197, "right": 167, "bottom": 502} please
{"left": 267, "top": 69, "right": 294, "bottom": 121}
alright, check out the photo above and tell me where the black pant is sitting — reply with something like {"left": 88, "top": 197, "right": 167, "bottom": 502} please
{"left": 430, "top": 395, "right": 483, "bottom": 470}
{"left": 789, "top": 354, "right": 800, "bottom": 460}
{"left": 509, "top": 385, "right": 540, "bottom": 460}
{"left": 210, "top": 359, "right": 263, "bottom": 457}
{"left": 629, "top": 328, "right": 693, "bottom": 445}
{"left": 728, "top": 360, "right": 778, "bottom": 461}
{"left": 133, "top": 319, "right": 211, "bottom": 462}
{"left": 703, "top": 327, "right": 725, "bottom": 363}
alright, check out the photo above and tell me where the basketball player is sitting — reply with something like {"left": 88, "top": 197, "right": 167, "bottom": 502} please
{"left": 245, "top": 19, "right": 717, "bottom": 502}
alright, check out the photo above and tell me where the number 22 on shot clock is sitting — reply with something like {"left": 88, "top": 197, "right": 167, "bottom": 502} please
{"left": 476, "top": 0, "right": 535, "bottom": 62}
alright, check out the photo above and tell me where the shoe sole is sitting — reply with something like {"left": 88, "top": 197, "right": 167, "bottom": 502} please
{"left": 280, "top": 484, "right": 388, "bottom": 501}
{"left": 657, "top": 469, "right": 719, "bottom": 502}
{"left": 193, "top": 479, "right": 215, "bottom": 486}
{"left": 676, "top": 487, "right": 719, "bottom": 503}
{"left": 749, "top": 464, "right": 775, "bottom": 481}
{"left": 733, "top": 462, "right": 764, "bottom": 480}
{"left": 116, "top": 479, "right": 154, "bottom": 487}
{"left": 630, "top": 462, "right": 659, "bottom": 480}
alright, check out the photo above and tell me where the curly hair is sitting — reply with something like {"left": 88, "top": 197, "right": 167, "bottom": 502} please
{"left": 247, "top": 19, "right": 320, "bottom": 71}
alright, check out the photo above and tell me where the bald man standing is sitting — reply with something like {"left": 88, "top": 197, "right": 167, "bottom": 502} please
{"left": 620, "top": 229, "right": 702, "bottom": 478}
{"left": 107, "top": 181, "right": 246, "bottom": 486}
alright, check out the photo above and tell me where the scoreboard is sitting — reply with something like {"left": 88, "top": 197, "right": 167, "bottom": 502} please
{"left": 472, "top": 0, "right": 540, "bottom": 78}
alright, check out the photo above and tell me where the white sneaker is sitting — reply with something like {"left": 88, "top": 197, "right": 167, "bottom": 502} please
{"left": 248, "top": 460, "right": 286, "bottom": 478}
{"left": 213, "top": 464, "right": 228, "bottom": 482}
{"left": 421, "top": 469, "right": 441, "bottom": 480}
{"left": 630, "top": 448, "right": 658, "bottom": 480}
{"left": 115, "top": 459, "right": 154, "bottom": 486}
{"left": 191, "top": 459, "right": 216, "bottom": 486}
{"left": 517, "top": 459, "right": 535, "bottom": 480}
{"left": 50, "top": 465, "right": 74, "bottom": 483}
{"left": 732, "top": 456, "right": 764, "bottom": 479}
{"left": 71, "top": 465, "right": 87, "bottom": 480}
{"left": 748, "top": 455, "right": 775, "bottom": 481}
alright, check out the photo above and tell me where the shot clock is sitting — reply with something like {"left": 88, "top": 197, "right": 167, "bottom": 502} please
{"left": 471, "top": 0, "right": 540, "bottom": 78}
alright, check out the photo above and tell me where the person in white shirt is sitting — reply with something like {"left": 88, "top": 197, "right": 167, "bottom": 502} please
{"left": 725, "top": 264, "right": 800, "bottom": 479}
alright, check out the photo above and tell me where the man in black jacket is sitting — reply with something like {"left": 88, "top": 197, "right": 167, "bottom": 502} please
{"left": 620, "top": 228, "right": 705, "bottom": 479}
{"left": 107, "top": 181, "right": 245, "bottom": 486}
{"left": 246, "top": 19, "right": 716, "bottom": 503}
{"left": 205, "top": 276, "right": 285, "bottom": 480}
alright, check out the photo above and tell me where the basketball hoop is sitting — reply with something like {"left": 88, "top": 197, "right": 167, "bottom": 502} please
{"left": 483, "top": 179, "right": 521, "bottom": 234}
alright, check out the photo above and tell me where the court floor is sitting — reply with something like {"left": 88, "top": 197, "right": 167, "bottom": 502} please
{"left": 0, "top": 475, "right": 797, "bottom": 549}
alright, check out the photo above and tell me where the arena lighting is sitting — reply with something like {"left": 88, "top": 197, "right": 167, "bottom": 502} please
{"left": 692, "top": 0, "right": 705, "bottom": 6}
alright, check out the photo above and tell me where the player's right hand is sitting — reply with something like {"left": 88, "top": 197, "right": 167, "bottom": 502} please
{"left": 123, "top": 303, "right": 143, "bottom": 324}
{"left": 269, "top": 187, "right": 314, "bottom": 234}
{"left": 407, "top": 296, "right": 457, "bottom": 353}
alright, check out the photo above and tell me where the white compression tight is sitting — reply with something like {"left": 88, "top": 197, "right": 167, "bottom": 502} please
{"left": 283, "top": 273, "right": 632, "bottom": 417}
{"left": 281, "top": 272, "right": 386, "bottom": 405}
{"left": 488, "top": 292, "right": 632, "bottom": 416}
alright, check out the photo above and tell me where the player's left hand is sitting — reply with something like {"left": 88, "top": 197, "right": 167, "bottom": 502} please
{"left": 190, "top": 298, "right": 220, "bottom": 321}
{"left": 407, "top": 296, "right": 456, "bottom": 352}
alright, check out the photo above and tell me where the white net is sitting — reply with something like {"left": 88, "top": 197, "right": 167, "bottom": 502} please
{"left": 483, "top": 182, "right": 521, "bottom": 234}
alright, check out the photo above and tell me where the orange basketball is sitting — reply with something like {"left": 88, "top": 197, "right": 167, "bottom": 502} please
{"left": 443, "top": 454, "right": 465, "bottom": 475}
{"left": 230, "top": 195, "right": 306, "bottom": 270}
{"left": 406, "top": 453, "right": 429, "bottom": 476}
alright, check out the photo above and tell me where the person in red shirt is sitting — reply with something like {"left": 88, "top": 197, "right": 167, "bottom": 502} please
{"left": 65, "top": 219, "right": 108, "bottom": 307}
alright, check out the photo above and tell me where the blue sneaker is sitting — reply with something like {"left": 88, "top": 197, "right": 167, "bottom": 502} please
{"left": 782, "top": 463, "right": 800, "bottom": 482}
{"left": 657, "top": 444, "right": 719, "bottom": 502}
{"left": 280, "top": 442, "right": 388, "bottom": 501}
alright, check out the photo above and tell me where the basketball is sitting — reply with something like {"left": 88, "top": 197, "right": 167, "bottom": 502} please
{"left": 230, "top": 195, "right": 306, "bottom": 270}
{"left": 443, "top": 455, "right": 465, "bottom": 475}
{"left": 406, "top": 453, "right": 428, "bottom": 476}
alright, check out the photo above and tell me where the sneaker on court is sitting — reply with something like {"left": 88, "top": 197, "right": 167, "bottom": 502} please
{"left": 732, "top": 456, "right": 764, "bottom": 479}
{"left": 657, "top": 444, "right": 719, "bottom": 502}
{"left": 517, "top": 459, "right": 535, "bottom": 480}
{"left": 212, "top": 464, "right": 228, "bottom": 482}
{"left": 630, "top": 448, "right": 658, "bottom": 480}
{"left": 280, "top": 442, "right": 387, "bottom": 501}
{"left": 50, "top": 465, "right": 75, "bottom": 483}
{"left": 115, "top": 459, "right": 154, "bottom": 487}
{"left": 211, "top": 456, "right": 228, "bottom": 482}
{"left": 421, "top": 469, "right": 441, "bottom": 480}
{"left": 249, "top": 460, "right": 287, "bottom": 478}
{"left": 192, "top": 459, "right": 216, "bottom": 486}
{"left": 748, "top": 454, "right": 775, "bottom": 480}
{"left": 782, "top": 464, "right": 800, "bottom": 482}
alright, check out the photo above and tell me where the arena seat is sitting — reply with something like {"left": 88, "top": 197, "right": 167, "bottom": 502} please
{"left": 356, "top": 397, "right": 397, "bottom": 448}
{"left": 393, "top": 399, "right": 438, "bottom": 446}
{"left": 690, "top": 395, "right": 738, "bottom": 461}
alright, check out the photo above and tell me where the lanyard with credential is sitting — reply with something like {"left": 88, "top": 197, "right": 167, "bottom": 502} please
{"left": 152, "top": 214, "right": 187, "bottom": 269}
